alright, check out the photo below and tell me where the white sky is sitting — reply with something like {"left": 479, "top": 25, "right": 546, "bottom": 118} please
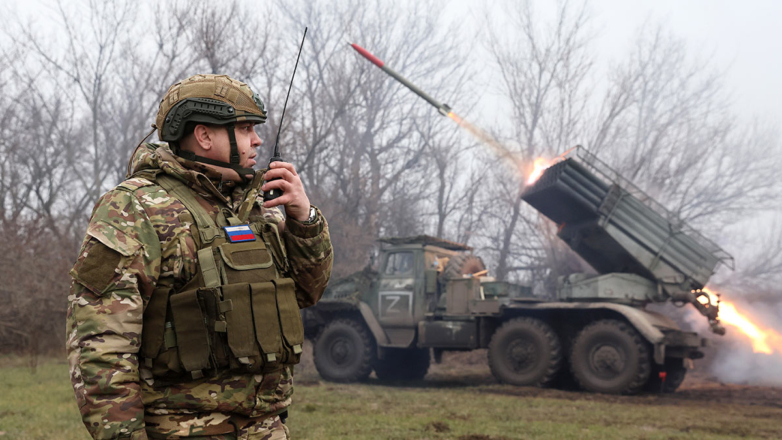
{"left": 592, "top": 0, "right": 782, "bottom": 123}
{"left": 8, "top": 0, "right": 781, "bottom": 126}
{"left": 448, "top": 0, "right": 782, "bottom": 127}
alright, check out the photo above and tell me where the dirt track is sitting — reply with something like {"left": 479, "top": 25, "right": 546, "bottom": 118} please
{"left": 298, "top": 342, "right": 782, "bottom": 410}
{"left": 423, "top": 349, "right": 782, "bottom": 409}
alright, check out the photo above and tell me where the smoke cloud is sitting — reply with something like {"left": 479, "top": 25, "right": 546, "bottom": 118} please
{"left": 684, "top": 297, "right": 782, "bottom": 386}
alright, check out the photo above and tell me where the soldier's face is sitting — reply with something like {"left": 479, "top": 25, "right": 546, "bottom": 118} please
{"left": 210, "top": 122, "right": 263, "bottom": 178}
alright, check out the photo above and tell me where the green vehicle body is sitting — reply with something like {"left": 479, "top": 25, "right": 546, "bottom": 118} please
{"left": 304, "top": 147, "right": 730, "bottom": 394}
{"left": 303, "top": 236, "right": 705, "bottom": 394}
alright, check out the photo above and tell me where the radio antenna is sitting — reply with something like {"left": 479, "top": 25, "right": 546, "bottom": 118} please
{"left": 264, "top": 27, "right": 307, "bottom": 201}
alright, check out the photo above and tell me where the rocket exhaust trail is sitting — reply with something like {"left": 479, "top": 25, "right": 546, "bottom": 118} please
{"left": 349, "top": 42, "right": 524, "bottom": 178}
{"left": 349, "top": 43, "right": 452, "bottom": 116}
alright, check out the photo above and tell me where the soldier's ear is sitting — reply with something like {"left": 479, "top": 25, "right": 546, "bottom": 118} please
{"left": 193, "top": 124, "right": 212, "bottom": 151}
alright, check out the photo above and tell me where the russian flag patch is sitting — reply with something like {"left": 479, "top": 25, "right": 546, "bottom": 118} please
{"left": 223, "top": 225, "right": 256, "bottom": 243}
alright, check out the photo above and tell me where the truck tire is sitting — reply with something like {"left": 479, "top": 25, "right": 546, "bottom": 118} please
{"left": 373, "top": 348, "right": 430, "bottom": 381}
{"left": 570, "top": 319, "right": 651, "bottom": 394}
{"left": 644, "top": 358, "right": 687, "bottom": 393}
{"left": 313, "top": 319, "right": 375, "bottom": 383}
{"left": 443, "top": 254, "right": 485, "bottom": 279}
{"left": 488, "top": 317, "right": 562, "bottom": 387}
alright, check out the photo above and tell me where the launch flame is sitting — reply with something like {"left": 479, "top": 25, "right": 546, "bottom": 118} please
{"left": 524, "top": 148, "right": 577, "bottom": 185}
{"left": 527, "top": 157, "right": 553, "bottom": 185}
{"left": 703, "top": 288, "right": 782, "bottom": 355}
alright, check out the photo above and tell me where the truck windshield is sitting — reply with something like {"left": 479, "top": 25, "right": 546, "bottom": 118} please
{"left": 384, "top": 252, "right": 413, "bottom": 276}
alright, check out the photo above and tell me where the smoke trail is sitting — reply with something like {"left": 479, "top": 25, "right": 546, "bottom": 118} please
{"left": 447, "top": 112, "right": 526, "bottom": 177}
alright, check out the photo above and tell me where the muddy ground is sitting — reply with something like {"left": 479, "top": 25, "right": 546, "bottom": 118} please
{"left": 297, "top": 343, "right": 782, "bottom": 410}
{"left": 430, "top": 350, "right": 782, "bottom": 409}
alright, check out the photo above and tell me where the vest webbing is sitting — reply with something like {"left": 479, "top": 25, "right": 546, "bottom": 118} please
{"left": 156, "top": 175, "right": 226, "bottom": 288}
{"left": 139, "top": 172, "right": 303, "bottom": 381}
{"left": 156, "top": 175, "right": 222, "bottom": 245}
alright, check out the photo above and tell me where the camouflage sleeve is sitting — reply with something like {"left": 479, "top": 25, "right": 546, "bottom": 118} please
{"left": 282, "top": 206, "right": 333, "bottom": 308}
{"left": 66, "top": 188, "right": 162, "bottom": 440}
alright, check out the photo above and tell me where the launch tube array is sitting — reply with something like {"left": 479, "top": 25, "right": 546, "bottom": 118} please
{"left": 522, "top": 149, "right": 732, "bottom": 290}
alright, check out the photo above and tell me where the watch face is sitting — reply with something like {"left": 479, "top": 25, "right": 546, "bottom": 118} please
{"left": 308, "top": 207, "right": 317, "bottom": 223}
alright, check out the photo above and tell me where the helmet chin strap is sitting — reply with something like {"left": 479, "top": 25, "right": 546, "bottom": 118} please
{"left": 176, "top": 123, "right": 256, "bottom": 184}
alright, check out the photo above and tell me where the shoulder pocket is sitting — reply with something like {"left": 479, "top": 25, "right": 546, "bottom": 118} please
{"left": 87, "top": 221, "right": 143, "bottom": 257}
{"left": 70, "top": 221, "right": 143, "bottom": 295}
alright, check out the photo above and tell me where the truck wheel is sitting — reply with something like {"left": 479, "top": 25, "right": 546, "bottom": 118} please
{"left": 570, "top": 319, "right": 651, "bottom": 394}
{"left": 488, "top": 317, "right": 562, "bottom": 387}
{"left": 443, "top": 254, "right": 485, "bottom": 279}
{"left": 313, "top": 319, "right": 375, "bottom": 383}
{"left": 644, "top": 358, "right": 687, "bottom": 393}
{"left": 373, "top": 348, "right": 430, "bottom": 381}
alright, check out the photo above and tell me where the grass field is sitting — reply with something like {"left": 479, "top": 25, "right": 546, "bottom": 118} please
{"left": 1, "top": 354, "right": 781, "bottom": 440}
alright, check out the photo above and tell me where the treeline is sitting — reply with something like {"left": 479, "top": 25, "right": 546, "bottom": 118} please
{"left": 1, "top": 0, "right": 780, "bottom": 360}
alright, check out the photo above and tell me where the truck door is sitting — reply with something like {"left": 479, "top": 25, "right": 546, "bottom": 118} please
{"left": 378, "top": 251, "right": 416, "bottom": 329}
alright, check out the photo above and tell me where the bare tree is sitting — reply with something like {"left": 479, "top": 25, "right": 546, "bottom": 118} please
{"left": 277, "top": 0, "right": 468, "bottom": 276}
{"left": 717, "top": 220, "right": 782, "bottom": 294}
{"left": 482, "top": 0, "right": 593, "bottom": 282}
{"left": 479, "top": 3, "right": 781, "bottom": 295}
{"left": 12, "top": 0, "right": 135, "bottom": 201}
{"left": 593, "top": 26, "right": 782, "bottom": 231}
{"left": 415, "top": 120, "right": 482, "bottom": 241}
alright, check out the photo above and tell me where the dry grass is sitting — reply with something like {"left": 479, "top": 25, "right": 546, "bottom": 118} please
{"left": 2, "top": 349, "right": 782, "bottom": 440}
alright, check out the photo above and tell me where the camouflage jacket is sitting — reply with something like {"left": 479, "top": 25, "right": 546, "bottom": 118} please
{"left": 66, "top": 143, "right": 332, "bottom": 439}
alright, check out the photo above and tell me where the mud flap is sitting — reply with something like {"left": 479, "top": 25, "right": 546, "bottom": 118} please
{"left": 654, "top": 343, "right": 666, "bottom": 365}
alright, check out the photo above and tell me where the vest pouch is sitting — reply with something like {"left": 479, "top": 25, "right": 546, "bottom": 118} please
{"left": 140, "top": 285, "right": 172, "bottom": 360}
{"left": 274, "top": 278, "right": 304, "bottom": 364}
{"left": 169, "top": 289, "right": 212, "bottom": 375}
{"left": 222, "top": 283, "right": 263, "bottom": 371}
{"left": 218, "top": 240, "right": 276, "bottom": 284}
{"left": 151, "top": 330, "right": 185, "bottom": 380}
{"left": 198, "top": 287, "right": 230, "bottom": 370}
{"left": 250, "top": 282, "right": 283, "bottom": 370}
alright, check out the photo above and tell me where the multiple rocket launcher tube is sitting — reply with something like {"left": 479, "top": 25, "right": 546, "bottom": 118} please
{"left": 520, "top": 152, "right": 731, "bottom": 291}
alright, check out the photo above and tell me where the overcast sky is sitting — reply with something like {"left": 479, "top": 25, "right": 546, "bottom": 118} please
{"left": 447, "top": 0, "right": 782, "bottom": 127}
{"left": 593, "top": 0, "right": 782, "bottom": 123}
{"left": 8, "top": 0, "right": 781, "bottom": 127}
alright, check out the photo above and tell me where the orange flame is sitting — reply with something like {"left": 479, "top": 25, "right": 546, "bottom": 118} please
{"left": 524, "top": 148, "right": 578, "bottom": 185}
{"left": 527, "top": 157, "right": 553, "bottom": 185}
{"left": 703, "top": 288, "right": 782, "bottom": 355}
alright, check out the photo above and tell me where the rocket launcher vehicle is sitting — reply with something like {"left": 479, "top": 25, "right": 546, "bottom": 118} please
{"left": 522, "top": 147, "right": 733, "bottom": 334}
{"left": 349, "top": 40, "right": 728, "bottom": 334}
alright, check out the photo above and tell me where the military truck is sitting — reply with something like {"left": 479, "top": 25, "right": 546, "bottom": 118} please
{"left": 303, "top": 147, "right": 731, "bottom": 394}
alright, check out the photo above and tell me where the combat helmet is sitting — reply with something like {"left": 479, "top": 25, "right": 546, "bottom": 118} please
{"left": 155, "top": 74, "right": 267, "bottom": 180}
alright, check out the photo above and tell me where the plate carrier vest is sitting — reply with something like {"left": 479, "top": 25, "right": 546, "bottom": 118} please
{"left": 133, "top": 173, "right": 304, "bottom": 383}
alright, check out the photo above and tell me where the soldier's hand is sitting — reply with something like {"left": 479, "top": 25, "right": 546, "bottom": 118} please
{"left": 262, "top": 162, "right": 311, "bottom": 221}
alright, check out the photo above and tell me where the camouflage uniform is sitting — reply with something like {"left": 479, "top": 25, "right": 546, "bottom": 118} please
{"left": 67, "top": 143, "right": 332, "bottom": 439}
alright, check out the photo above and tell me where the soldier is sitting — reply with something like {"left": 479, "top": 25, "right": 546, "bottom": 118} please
{"left": 66, "top": 74, "right": 333, "bottom": 439}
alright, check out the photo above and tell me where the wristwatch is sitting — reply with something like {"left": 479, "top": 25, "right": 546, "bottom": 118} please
{"left": 302, "top": 206, "right": 317, "bottom": 224}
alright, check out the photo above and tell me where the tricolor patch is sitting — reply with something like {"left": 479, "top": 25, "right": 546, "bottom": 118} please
{"left": 223, "top": 225, "right": 256, "bottom": 243}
